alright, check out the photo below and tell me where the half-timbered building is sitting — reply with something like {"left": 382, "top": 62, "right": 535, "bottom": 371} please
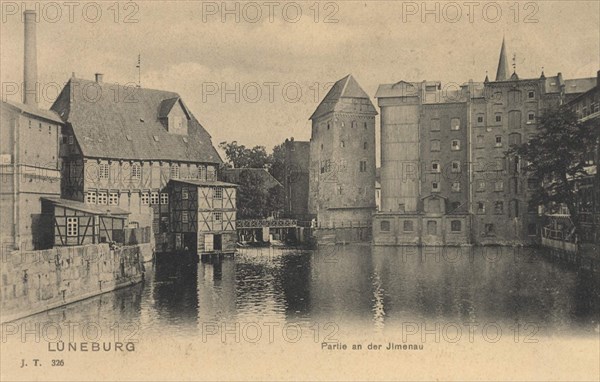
{"left": 41, "top": 197, "right": 129, "bottom": 246}
{"left": 51, "top": 74, "right": 224, "bottom": 253}
{"left": 167, "top": 180, "right": 237, "bottom": 254}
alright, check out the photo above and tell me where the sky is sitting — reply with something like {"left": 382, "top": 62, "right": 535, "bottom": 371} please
{"left": 1, "top": 1, "right": 599, "bottom": 159}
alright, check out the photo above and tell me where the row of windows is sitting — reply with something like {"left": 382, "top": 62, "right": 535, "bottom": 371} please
{"left": 430, "top": 139, "right": 461, "bottom": 151}
{"left": 339, "top": 141, "right": 369, "bottom": 149}
{"left": 181, "top": 211, "right": 222, "bottom": 224}
{"left": 483, "top": 223, "right": 537, "bottom": 236}
{"left": 28, "top": 120, "right": 56, "bottom": 134}
{"left": 380, "top": 219, "right": 462, "bottom": 233}
{"left": 431, "top": 161, "right": 461, "bottom": 173}
{"left": 476, "top": 200, "right": 536, "bottom": 216}
{"left": 85, "top": 187, "right": 225, "bottom": 206}
{"left": 324, "top": 120, "right": 369, "bottom": 130}
{"left": 95, "top": 163, "right": 216, "bottom": 181}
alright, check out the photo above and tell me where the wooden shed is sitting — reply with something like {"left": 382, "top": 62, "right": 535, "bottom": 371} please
{"left": 41, "top": 197, "right": 130, "bottom": 247}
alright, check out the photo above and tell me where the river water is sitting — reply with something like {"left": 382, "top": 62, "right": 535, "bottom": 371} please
{"left": 12, "top": 245, "right": 599, "bottom": 344}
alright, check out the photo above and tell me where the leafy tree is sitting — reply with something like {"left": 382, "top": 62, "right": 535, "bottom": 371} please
{"left": 508, "top": 104, "right": 595, "bottom": 235}
{"left": 219, "top": 141, "right": 269, "bottom": 169}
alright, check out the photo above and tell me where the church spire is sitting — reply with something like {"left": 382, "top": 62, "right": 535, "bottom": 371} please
{"left": 495, "top": 37, "right": 509, "bottom": 81}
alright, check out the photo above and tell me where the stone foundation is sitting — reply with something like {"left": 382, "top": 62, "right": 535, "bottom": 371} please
{"left": 0, "top": 243, "right": 149, "bottom": 323}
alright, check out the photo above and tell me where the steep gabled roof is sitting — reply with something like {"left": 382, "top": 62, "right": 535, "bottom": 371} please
{"left": 310, "top": 74, "right": 377, "bottom": 120}
{"left": 51, "top": 78, "right": 222, "bottom": 164}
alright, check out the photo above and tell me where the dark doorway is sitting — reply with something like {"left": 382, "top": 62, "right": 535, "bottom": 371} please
{"left": 213, "top": 234, "right": 222, "bottom": 251}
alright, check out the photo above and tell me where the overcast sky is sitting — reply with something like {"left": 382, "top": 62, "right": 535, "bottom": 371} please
{"left": 1, "top": 1, "right": 599, "bottom": 157}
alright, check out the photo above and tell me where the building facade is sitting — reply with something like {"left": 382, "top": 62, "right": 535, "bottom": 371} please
{"left": 309, "top": 75, "right": 378, "bottom": 228}
{"left": 167, "top": 180, "right": 237, "bottom": 254}
{"left": 282, "top": 138, "right": 311, "bottom": 221}
{"left": 51, "top": 75, "right": 224, "bottom": 253}
{"left": 373, "top": 40, "right": 598, "bottom": 246}
{"left": 0, "top": 101, "right": 63, "bottom": 250}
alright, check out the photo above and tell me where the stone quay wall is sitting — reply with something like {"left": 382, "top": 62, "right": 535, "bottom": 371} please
{"left": 0, "top": 243, "right": 150, "bottom": 323}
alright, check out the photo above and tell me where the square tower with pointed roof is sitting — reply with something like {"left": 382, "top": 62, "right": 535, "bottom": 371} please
{"left": 309, "top": 75, "right": 378, "bottom": 229}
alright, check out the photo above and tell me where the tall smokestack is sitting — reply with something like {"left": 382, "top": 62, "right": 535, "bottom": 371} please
{"left": 23, "top": 10, "right": 38, "bottom": 106}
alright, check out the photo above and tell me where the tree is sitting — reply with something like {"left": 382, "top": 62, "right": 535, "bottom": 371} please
{"left": 508, "top": 104, "right": 595, "bottom": 236}
{"left": 219, "top": 141, "right": 270, "bottom": 169}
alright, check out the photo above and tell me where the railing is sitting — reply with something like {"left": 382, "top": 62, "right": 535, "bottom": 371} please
{"left": 237, "top": 219, "right": 298, "bottom": 229}
{"left": 318, "top": 220, "right": 372, "bottom": 229}
{"left": 542, "top": 226, "right": 577, "bottom": 243}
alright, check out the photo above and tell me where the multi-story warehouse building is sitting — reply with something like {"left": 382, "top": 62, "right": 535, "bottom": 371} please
{"left": 309, "top": 75, "right": 378, "bottom": 229}
{"left": 0, "top": 11, "right": 62, "bottom": 251}
{"left": 51, "top": 75, "right": 224, "bottom": 253}
{"left": 373, "top": 40, "right": 597, "bottom": 246}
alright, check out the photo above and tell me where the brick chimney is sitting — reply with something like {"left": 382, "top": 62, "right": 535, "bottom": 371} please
{"left": 23, "top": 10, "right": 38, "bottom": 106}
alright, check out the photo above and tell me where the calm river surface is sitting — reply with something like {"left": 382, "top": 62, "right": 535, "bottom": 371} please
{"left": 15, "top": 245, "right": 600, "bottom": 341}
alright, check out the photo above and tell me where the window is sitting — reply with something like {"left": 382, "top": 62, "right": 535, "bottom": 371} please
{"left": 207, "top": 166, "right": 216, "bottom": 181}
{"left": 494, "top": 201, "right": 504, "bottom": 214}
{"left": 485, "top": 224, "right": 495, "bottom": 235}
{"left": 527, "top": 112, "right": 535, "bottom": 122}
{"left": 432, "top": 182, "right": 440, "bottom": 192}
{"left": 364, "top": 122, "right": 368, "bottom": 129}
{"left": 528, "top": 223, "right": 537, "bottom": 236}
{"left": 380, "top": 220, "right": 391, "bottom": 232}
{"left": 182, "top": 188, "right": 189, "bottom": 200}
{"left": 451, "top": 161, "right": 461, "bottom": 173}
{"left": 450, "top": 220, "right": 462, "bottom": 232}
{"left": 511, "top": 178, "right": 520, "bottom": 194}
{"left": 363, "top": 142, "right": 367, "bottom": 150}
{"left": 431, "top": 161, "right": 440, "bottom": 172}
{"left": 213, "top": 212, "right": 222, "bottom": 221}
{"left": 109, "top": 192, "right": 119, "bottom": 206}
{"left": 495, "top": 114, "right": 502, "bottom": 123}
{"left": 131, "top": 164, "right": 141, "bottom": 180}
{"left": 477, "top": 180, "right": 486, "bottom": 192}
{"left": 29, "top": 120, "right": 32, "bottom": 129}
{"left": 321, "top": 144, "right": 323, "bottom": 150}
{"left": 48, "top": 125, "right": 52, "bottom": 134}
{"left": 141, "top": 192, "right": 149, "bottom": 205}
{"left": 182, "top": 211, "right": 189, "bottom": 223}
{"left": 68, "top": 135, "right": 74, "bottom": 145}
{"left": 426, "top": 221, "right": 437, "bottom": 235}
{"left": 495, "top": 136, "right": 503, "bottom": 147}
{"left": 97, "top": 192, "right": 107, "bottom": 205}
{"left": 38, "top": 122, "right": 42, "bottom": 131}
{"left": 528, "top": 90, "right": 535, "bottom": 99}
{"left": 452, "top": 182, "right": 461, "bottom": 192}
{"left": 431, "top": 140, "right": 441, "bottom": 152}
{"left": 450, "top": 118, "right": 460, "bottom": 130}
{"left": 198, "top": 165, "right": 206, "bottom": 180}
{"left": 430, "top": 118, "right": 440, "bottom": 131}
{"left": 451, "top": 140, "right": 460, "bottom": 151}
{"left": 477, "top": 202, "right": 486, "bottom": 214}
{"left": 403, "top": 220, "right": 414, "bottom": 232}
{"left": 476, "top": 135, "right": 484, "bottom": 147}
{"left": 528, "top": 201, "right": 538, "bottom": 213}
{"left": 451, "top": 201, "right": 461, "bottom": 211}
{"left": 340, "top": 141, "right": 345, "bottom": 148}
{"left": 510, "top": 199, "right": 520, "bottom": 218}
{"left": 494, "top": 181, "right": 504, "bottom": 192}
{"left": 66, "top": 217, "right": 78, "bottom": 237}
{"left": 213, "top": 187, "right": 223, "bottom": 199}
{"left": 150, "top": 192, "right": 159, "bottom": 205}
{"left": 170, "top": 164, "right": 180, "bottom": 179}
{"left": 359, "top": 160, "right": 367, "bottom": 173}
{"left": 477, "top": 115, "right": 484, "bottom": 125}
{"left": 160, "top": 193, "right": 169, "bottom": 205}
{"left": 495, "top": 157, "right": 505, "bottom": 171}
{"left": 351, "top": 121, "right": 357, "bottom": 129}
{"left": 86, "top": 191, "right": 97, "bottom": 204}
{"left": 99, "top": 163, "right": 110, "bottom": 179}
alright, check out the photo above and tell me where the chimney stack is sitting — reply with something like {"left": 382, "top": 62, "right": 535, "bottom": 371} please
{"left": 95, "top": 73, "right": 104, "bottom": 83}
{"left": 23, "top": 10, "right": 38, "bottom": 106}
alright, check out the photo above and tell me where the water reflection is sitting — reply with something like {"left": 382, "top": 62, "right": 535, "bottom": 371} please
{"left": 14, "top": 246, "right": 600, "bottom": 339}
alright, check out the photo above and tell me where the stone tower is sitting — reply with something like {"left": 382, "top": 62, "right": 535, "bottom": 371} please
{"left": 308, "top": 75, "right": 378, "bottom": 227}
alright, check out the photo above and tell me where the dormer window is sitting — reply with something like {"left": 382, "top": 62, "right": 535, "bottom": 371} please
{"left": 170, "top": 164, "right": 180, "bottom": 179}
{"left": 160, "top": 97, "right": 190, "bottom": 135}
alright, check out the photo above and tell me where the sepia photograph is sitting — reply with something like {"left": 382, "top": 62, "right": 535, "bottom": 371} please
{"left": 0, "top": 1, "right": 599, "bottom": 381}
